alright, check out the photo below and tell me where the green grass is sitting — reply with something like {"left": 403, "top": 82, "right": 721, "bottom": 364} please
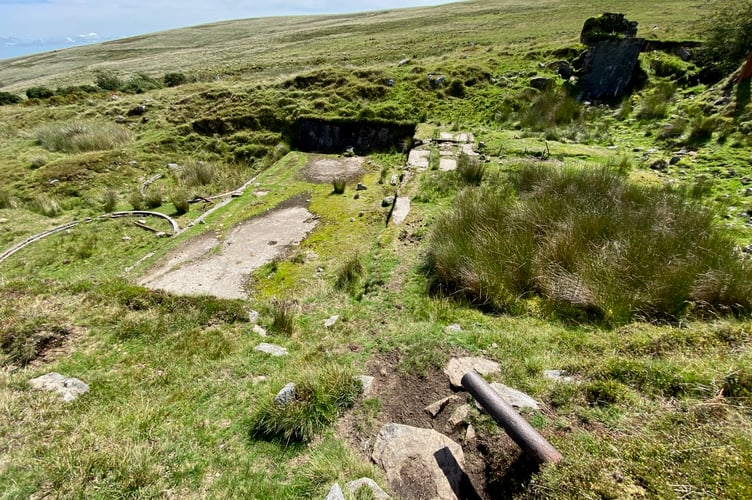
{"left": 0, "top": 0, "right": 751, "bottom": 498}
{"left": 424, "top": 163, "right": 752, "bottom": 324}
{"left": 35, "top": 121, "right": 132, "bottom": 153}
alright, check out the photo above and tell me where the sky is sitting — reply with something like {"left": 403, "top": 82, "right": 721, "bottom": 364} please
{"left": 0, "top": 0, "right": 460, "bottom": 59}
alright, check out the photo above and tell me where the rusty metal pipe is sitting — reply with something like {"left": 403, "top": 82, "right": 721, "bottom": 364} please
{"left": 461, "top": 371, "right": 563, "bottom": 465}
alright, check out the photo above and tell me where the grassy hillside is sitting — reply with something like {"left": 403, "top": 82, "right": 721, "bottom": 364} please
{"left": 1, "top": 0, "right": 751, "bottom": 498}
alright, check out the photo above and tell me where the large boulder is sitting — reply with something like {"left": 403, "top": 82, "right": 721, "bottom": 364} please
{"left": 577, "top": 14, "right": 644, "bottom": 102}
{"left": 372, "top": 423, "right": 477, "bottom": 499}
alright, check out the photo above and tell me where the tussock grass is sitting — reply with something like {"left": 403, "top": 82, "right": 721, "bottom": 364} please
{"left": 424, "top": 163, "right": 752, "bottom": 324}
{"left": 35, "top": 121, "right": 132, "bottom": 153}
{"left": 248, "top": 364, "right": 362, "bottom": 443}
{"left": 267, "top": 297, "right": 296, "bottom": 335}
{"left": 143, "top": 187, "right": 163, "bottom": 209}
{"left": 456, "top": 152, "right": 485, "bottom": 186}
{"left": 128, "top": 191, "right": 145, "bottom": 211}
{"left": 100, "top": 188, "right": 118, "bottom": 213}
{"left": 0, "top": 315, "right": 71, "bottom": 366}
{"left": 331, "top": 176, "right": 346, "bottom": 194}
{"left": 335, "top": 253, "right": 364, "bottom": 295}
{"left": 169, "top": 187, "right": 191, "bottom": 215}
{"left": 29, "top": 193, "right": 62, "bottom": 217}
{"left": 180, "top": 160, "right": 216, "bottom": 187}
{"left": 0, "top": 189, "right": 19, "bottom": 209}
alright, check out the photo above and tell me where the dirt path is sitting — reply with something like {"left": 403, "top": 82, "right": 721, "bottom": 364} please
{"left": 139, "top": 203, "right": 318, "bottom": 299}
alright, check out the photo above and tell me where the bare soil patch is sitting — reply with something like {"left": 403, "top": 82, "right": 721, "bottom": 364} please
{"left": 303, "top": 155, "right": 366, "bottom": 183}
{"left": 338, "top": 352, "right": 537, "bottom": 499}
{"left": 139, "top": 196, "right": 318, "bottom": 299}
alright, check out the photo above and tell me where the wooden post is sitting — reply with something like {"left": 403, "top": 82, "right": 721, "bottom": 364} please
{"left": 461, "top": 371, "right": 563, "bottom": 465}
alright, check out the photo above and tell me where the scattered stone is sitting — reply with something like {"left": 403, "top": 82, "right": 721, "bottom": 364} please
{"left": 444, "top": 357, "right": 501, "bottom": 388}
{"left": 424, "top": 395, "right": 459, "bottom": 418}
{"left": 359, "top": 375, "right": 375, "bottom": 396}
{"left": 481, "top": 382, "right": 540, "bottom": 410}
{"left": 439, "top": 158, "right": 457, "bottom": 171}
{"left": 325, "top": 482, "right": 345, "bottom": 500}
{"left": 382, "top": 196, "right": 395, "bottom": 208}
{"left": 353, "top": 193, "right": 360, "bottom": 200}
{"left": 398, "top": 58, "right": 411, "bottom": 67}
{"left": 465, "top": 425, "right": 476, "bottom": 441}
{"left": 356, "top": 183, "right": 368, "bottom": 191}
{"left": 544, "top": 370, "right": 575, "bottom": 383}
{"left": 649, "top": 159, "right": 668, "bottom": 171}
{"left": 390, "top": 174, "right": 399, "bottom": 186}
{"left": 254, "top": 343, "right": 288, "bottom": 357}
{"left": 350, "top": 217, "right": 355, "bottom": 223}
{"left": 248, "top": 309, "right": 260, "bottom": 323}
{"left": 324, "top": 315, "right": 339, "bottom": 328}
{"left": 669, "top": 156, "right": 681, "bottom": 165}
{"left": 385, "top": 79, "right": 395, "bottom": 87}
{"left": 274, "top": 383, "right": 296, "bottom": 406}
{"left": 251, "top": 375, "right": 268, "bottom": 384}
{"left": 129, "top": 160, "right": 138, "bottom": 166}
{"left": 530, "top": 77, "right": 551, "bottom": 91}
{"left": 167, "top": 162, "right": 179, "bottom": 170}
{"left": 745, "top": 188, "right": 752, "bottom": 197}
{"left": 115, "top": 115, "right": 126, "bottom": 123}
{"left": 252, "top": 324, "right": 268, "bottom": 337}
{"left": 741, "top": 177, "right": 752, "bottom": 186}
{"left": 127, "top": 104, "right": 147, "bottom": 116}
{"left": 714, "top": 97, "right": 730, "bottom": 107}
{"left": 372, "top": 423, "right": 471, "bottom": 500}
{"left": 407, "top": 149, "right": 431, "bottom": 169}
{"left": 346, "top": 478, "right": 391, "bottom": 499}
{"left": 445, "top": 324, "right": 462, "bottom": 333}
{"left": 447, "top": 404, "right": 471, "bottom": 430}
{"left": 391, "top": 197, "right": 411, "bottom": 225}
{"left": 29, "top": 372, "right": 89, "bottom": 402}
{"left": 122, "top": 236, "right": 131, "bottom": 242}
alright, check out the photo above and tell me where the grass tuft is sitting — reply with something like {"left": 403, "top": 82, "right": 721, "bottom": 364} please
{"left": 267, "top": 297, "right": 296, "bottom": 335}
{"left": 331, "top": 176, "right": 346, "bottom": 194}
{"left": 29, "top": 193, "right": 62, "bottom": 217}
{"left": 335, "top": 253, "right": 364, "bottom": 295}
{"left": 249, "top": 364, "right": 362, "bottom": 443}
{"left": 423, "top": 163, "right": 752, "bottom": 324}
{"left": 35, "top": 121, "right": 132, "bottom": 153}
{"left": 180, "top": 160, "right": 216, "bottom": 187}
{"left": 456, "top": 152, "right": 485, "bottom": 186}
{"left": 0, "top": 189, "right": 19, "bottom": 209}
{"left": 101, "top": 188, "right": 118, "bottom": 213}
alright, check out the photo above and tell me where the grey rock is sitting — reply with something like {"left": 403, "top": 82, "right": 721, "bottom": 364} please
{"left": 445, "top": 324, "right": 462, "bottom": 333}
{"left": 325, "top": 482, "right": 345, "bottom": 500}
{"left": 424, "top": 395, "right": 459, "bottom": 418}
{"left": 346, "top": 478, "right": 391, "bottom": 499}
{"left": 167, "top": 162, "right": 180, "bottom": 170}
{"left": 465, "top": 425, "right": 476, "bottom": 441}
{"left": 254, "top": 343, "right": 288, "bottom": 356}
{"left": 544, "top": 370, "right": 575, "bottom": 383}
{"left": 382, "top": 196, "right": 395, "bottom": 208}
{"left": 669, "top": 156, "right": 681, "bottom": 165}
{"left": 248, "top": 309, "right": 260, "bottom": 323}
{"left": 115, "top": 115, "right": 126, "bottom": 123}
{"left": 444, "top": 357, "right": 501, "bottom": 388}
{"left": 359, "top": 375, "right": 375, "bottom": 396}
{"left": 372, "top": 423, "right": 470, "bottom": 500}
{"left": 274, "top": 383, "right": 296, "bottom": 406}
{"left": 324, "top": 315, "right": 339, "bottom": 328}
{"left": 29, "top": 372, "right": 89, "bottom": 402}
{"left": 530, "top": 77, "right": 551, "bottom": 91}
{"left": 356, "top": 183, "right": 368, "bottom": 191}
{"left": 252, "top": 324, "right": 268, "bottom": 337}
{"left": 483, "top": 382, "right": 540, "bottom": 410}
{"left": 127, "top": 104, "right": 147, "bottom": 116}
{"left": 447, "top": 404, "right": 471, "bottom": 430}
{"left": 390, "top": 174, "right": 399, "bottom": 186}
{"left": 385, "top": 79, "right": 395, "bottom": 87}
{"left": 391, "top": 197, "right": 411, "bottom": 225}
{"left": 745, "top": 188, "right": 752, "bottom": 197}
{"left": 649, "top": 159, "right": 668, "bottom": 171}
{"left": 398, "top": 58, "right": 411, "bottom": 67}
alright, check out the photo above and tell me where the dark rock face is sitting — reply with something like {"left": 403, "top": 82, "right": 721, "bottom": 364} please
{"left": 579, "top": 38, "right": 644, "bottom": 101}
{"left": 291, "top": 118, "right": 416, "bottom": 154}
